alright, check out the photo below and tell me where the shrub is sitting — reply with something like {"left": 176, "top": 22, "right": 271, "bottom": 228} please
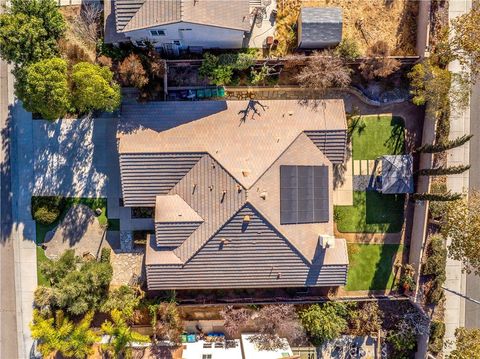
{"left": 101, "top": 285, "right": 144, "bottom": 320}
{"left": 295, "top": 51, "right": 351, "bottom": 91}
{"left": 32, "top": 196, "right": 65, "bottom": 225}
{"left": 299, "top": 303, "right": 350, "bottom": 345}
{"left": 349, "top": 302, "right": 383, "bottom": 336}
{"left": 118, "top": 54, "right": 149, "bottom": 88}
{"left": 335, "top": 38, "right": 361, "bottom": 61}
{"left": 97, "top": 55, "right": 113, "bottom": 68}
{"left": 359, "top": 40, "right": 400, "bottom": 80}
{"left": 429, "top": 321, "right": 445, "bottom": 354}
{"left": 100, "top": 248, "right": 111, "bottom": 263}
{"left": 218, "top": 52, "right": 255, "bottom": 70}
{"left": 59, "top": 40, "right": 91, "bottom": 65}
{"left": 423, "top": 235, "right": 447, "bottom": 276}
{"left": 15, "top": 57, "right": 71, "bottom": 121}
{"left": 71, "top": 62, "right": 121, "bottom": 113}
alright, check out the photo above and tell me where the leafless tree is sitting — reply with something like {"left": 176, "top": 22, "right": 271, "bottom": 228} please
{"left": 249, "top": 304, "right": 307, "bottom": 350}
{"left": 220, "top": 306, "right": 251, "bottom": 337}
{"left": 73, "top": 2, "right": 102, "bottom": 46}
{"left": 118, "top": 54, "right": 149, "bottom": 88}
{"left": 359, "top": 40, "right": 401, "bottom": 80}
{"left": 295, "top": 51, "right": 352, "bottom": 91}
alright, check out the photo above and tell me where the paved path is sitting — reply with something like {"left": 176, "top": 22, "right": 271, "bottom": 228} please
{"left": 444, "top": 0, "right": 472, "bottom": 352}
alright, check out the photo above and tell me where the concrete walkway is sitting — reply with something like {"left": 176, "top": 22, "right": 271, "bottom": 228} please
{"left": 444, "top": 0, "right": 472, "bottom": 354}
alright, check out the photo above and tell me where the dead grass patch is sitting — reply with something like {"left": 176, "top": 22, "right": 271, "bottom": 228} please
{"left": 59, "top": 6, "right": 97, "bottom": 63}
{"left": 275, "top": 0, "right": 418, "bottom": 56}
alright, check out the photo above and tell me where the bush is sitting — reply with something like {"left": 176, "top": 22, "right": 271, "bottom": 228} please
{"left": 118, "top": 54, "right": 149, "bottom": 88}
{"left": 359, "top": 41, "right": 400, "bottom": 80}
{"left": 335, "top": 38, "right": 361, "bottom": 61}
{"left": 32, "top": 196, "right": 65, "bottom": 225}
{"left": 429, "top": 321, "right": 445, "bottom": 354}
{"left": 423, "top": 235, "right": 447, "bottom": 276}
{"left": 100, "top": 248, "right": 111, "bottom": 263}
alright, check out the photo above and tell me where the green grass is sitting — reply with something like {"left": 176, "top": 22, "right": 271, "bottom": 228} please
{"left": 36, "top": 246, "right": 51, "bottom": 287}
{"left": 346, "top": 243, "right": 403, "bottom": 291}
{"left": 33, "top": 197, "right": 119, "bottom": 244}
{"left": 351, "top": 115, "right": 405, "bottom": 160}
{"left": 335, "top": 191, "right": 405, "bottom": 233}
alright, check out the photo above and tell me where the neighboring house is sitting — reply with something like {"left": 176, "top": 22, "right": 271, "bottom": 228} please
{"left": 117, "top": 100, "right": 349, "bottom": 290}
{"left": 298, "top": 7, "right": 343, "bottom": 49}
{"left": 104, "top": 0, "right": 251, "bottom": 52}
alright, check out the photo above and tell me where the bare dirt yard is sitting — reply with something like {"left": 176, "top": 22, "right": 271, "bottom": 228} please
{"left": 275, "top": 0, "right": 418, "bottom": 56}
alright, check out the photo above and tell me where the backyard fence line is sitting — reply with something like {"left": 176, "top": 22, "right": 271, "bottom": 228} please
{"left": 166, "top": 56, "right": 420, "bottom": 67}
{"left": 175, "top": 294, "right": 409, "bottom": 307}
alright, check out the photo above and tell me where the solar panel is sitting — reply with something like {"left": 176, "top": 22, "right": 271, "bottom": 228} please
{"left": 280, "top": 165, "right": 329, "bottom": 224}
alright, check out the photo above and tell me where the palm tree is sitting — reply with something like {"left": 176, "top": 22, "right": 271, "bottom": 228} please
{"left": 101, "top": 309, "right": 150, "bottom": 358}
{"left": 30, "top": 309, "right": 98, "bottom": 359}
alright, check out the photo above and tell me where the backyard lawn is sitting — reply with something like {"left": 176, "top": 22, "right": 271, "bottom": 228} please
{"left": 335, "top": 114, "right": 406, "bottom": 233}
{"left": 345, "top": 243, "right": 403, "bottom": 291}
{"left": 335, "top": 191, "right": 405, "bottom": 233}
{"left": 351, "top": 115, "right": 405, "bottom": 160}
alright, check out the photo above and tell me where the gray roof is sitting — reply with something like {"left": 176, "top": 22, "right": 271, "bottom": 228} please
{"left": 117, "top": 100, "right": 349, "bottom": 289}
{"left": 380, "top": 155, "right": 414, "bottom": 194}
{"left": 114, "top": 0, "right": 250, "bottom": 33}
{"left": 299, "top": 7, "right": 342, "bottom": 49}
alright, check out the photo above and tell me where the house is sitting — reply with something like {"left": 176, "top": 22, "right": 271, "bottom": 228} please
{"left": 117, "top": 100, "right": 350, "bottom": 290}
{"left": 376, "top": 155, "right": 414, "bottom": 194}
{"left": 104, "top": 0, "right": 252, "bottom": 53}
{"left": 297, "top": 7, "right": 343, "bottom": 49}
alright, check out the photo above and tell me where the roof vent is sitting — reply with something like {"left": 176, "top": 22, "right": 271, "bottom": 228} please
{"left": 242, "top": 169, "right": 251, "bottom": 177}
{"left": 260, "top": 191, "right": 267, "bottom": 200}
{"left": 243, "top": 215, "right": 251, "bottom": 222}
{"left": 319, "top": 235, "right": 335, "bottom": 249}
{"left": 288, "top": 111, "right": 294, "bottom": 116}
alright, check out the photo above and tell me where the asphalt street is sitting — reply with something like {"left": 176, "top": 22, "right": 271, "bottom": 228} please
{"left": 465, "top": 79, "right": 480, "bottom": 328}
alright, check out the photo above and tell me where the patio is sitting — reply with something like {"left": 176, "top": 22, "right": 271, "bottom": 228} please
{"left": 246, "top": 0, "right": 277, "bottom": 48}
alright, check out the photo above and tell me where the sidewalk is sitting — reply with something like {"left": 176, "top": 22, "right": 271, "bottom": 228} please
{"left": 444, "top": 0, "right": 472, "bottom": 353}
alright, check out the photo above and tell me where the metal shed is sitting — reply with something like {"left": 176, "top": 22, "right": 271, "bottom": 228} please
{"left": 377, "top": 155, "right": 414, "bottom": 194}
{"left": 298, "top": 7, "right": 343, "bottom": 49}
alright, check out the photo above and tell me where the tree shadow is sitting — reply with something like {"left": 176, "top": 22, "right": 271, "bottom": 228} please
{"left": 369, "top": 243, "right": 402, "bottom": 291}
{"left": 384, "top": 116, "right": 406, "bottom": 155}
{"left": 0, "top": 102, "right": 13, "bottom": 243}
{"left": 237, "top": 100, "right": 268, "bottom": 124}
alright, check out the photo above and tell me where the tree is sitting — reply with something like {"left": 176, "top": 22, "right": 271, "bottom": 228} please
{"left": 416, "top": 134, "right": 473, "bottom": 153}
{"left": 71, "top": 62, "right": 121, "bottom": 113}
{"left": 0, "top": 0, "right": 64, "bottom": 65}
{"left": 295, "top": 51, "right": 351, "bottom": 91}
{"left": 450, "top": 327, "right": 480, "bottom": 359}
{"left": 250, "top": 304, "right": 306, "bottom": 350}
{"left": 349, "top": 302, "right": 383, "bottom": 336}
{"left": 412, "top": 192, "right": 463, "bottom": 202}
{"left": 442, "top": 191, "right": 480, "bottom": 275}
{"left": 220, "top": 305, "right": 251, "bottom": 337}
{"left": 16, "top": 58, "right": 71, "bottom": 120}
{"left": 10, "top": 0, "right": 65, "bottom": 40}
{"left": 151, "top": 302, "right": 183, "bottom": 343}
{"left": 36, "top": 250, "right": 113, "bottom": 315}
{"left": 101, "top": 309, "right": 150, "bottom": 359}
{"left": 450, "top": 7, "right": 480, "bottom": 77}
{"left": 118, "top": 54, "right": 149, "bottom": 89}
{"left": 408, "top": 61, "right": 451, "bottom": 115}
{"left": 419, "top": 164, "right": 471, "bottom": 176}
{"left": 359, "top": 40, "right": 400, "bottom": 80}
{"left": 101, "top": 285, "right": 144, "bottom": 320}
{"left": 299, "top": 303, "right": 350, "bottom": 345}
{"left": 0, "top": 14, "right": 56, "bottom": 64}
{"left": 30, "top": 309, "right": 98, "bottom": 359}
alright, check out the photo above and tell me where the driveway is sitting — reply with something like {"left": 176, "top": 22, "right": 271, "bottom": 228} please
{"left": 33, "top": 115, "right": 120, "bottom": 199}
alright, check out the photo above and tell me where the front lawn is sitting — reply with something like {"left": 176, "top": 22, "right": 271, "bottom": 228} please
{"left": 335, "top": 191, "right": 405, "bottom": 233}
{"left": 346, "top": 243, "right": 403, "bottom": 291}
{"left": 33, "top": 197, "right": 115, "bottom": 244}
{"left": 36, "top": 246, "right": 51, "bottom": 287}
{"left": 351, "top": 115, "right": 405, "bottom": 160}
